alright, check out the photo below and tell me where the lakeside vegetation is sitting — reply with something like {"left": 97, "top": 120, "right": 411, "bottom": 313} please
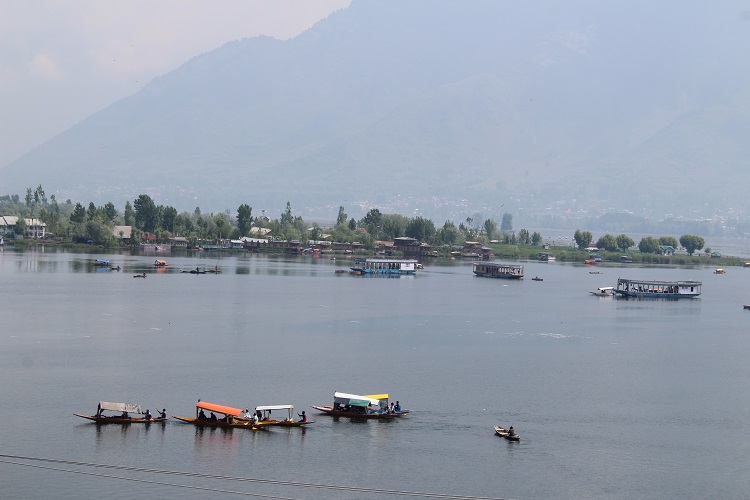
{"left": 2, "top": 186, "right": 747, "bottom": 266}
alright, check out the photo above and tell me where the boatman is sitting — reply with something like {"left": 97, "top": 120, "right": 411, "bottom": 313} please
{"left": 298, "top": 411, "right": 307, "bottom": 423}
{"left": 508, "top": 425, "right": 515, "bottom": 436}
{"left": 144, "top": 409, "right": 152, "bottom": 421}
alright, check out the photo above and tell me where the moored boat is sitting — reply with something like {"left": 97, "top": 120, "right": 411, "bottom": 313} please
{"left": 538, "top": 253, "right": 556, "bottom": 262}
{"left": 93, "top": 259, "right": 110, "bottom": 268}
{"left": 350, "top": 258, "right": 418, "bottom": 275}
{"left": 714, "top": 268, "right": 726, "bottom": 274}
{"left": 472, "top": 262, "right": 524, "bottom": 279}
{"left": 590, "top": 286, "right": 615, "bottom": 297}
{"left": 312, "top": 392, "right": 409, "bottom": 419}
{"left": 173, "top": 401, "right": 259, "bottom": 429}
{"left": 75, "top": 401, "right": 168, "bottom": 424}
{"left": 614, "top": 278, "right": 702, "bottom": 299}
{"left": 154, "top": 259, "right": 168, "bottom": 267}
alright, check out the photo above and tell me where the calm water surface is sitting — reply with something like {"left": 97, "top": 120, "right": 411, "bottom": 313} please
{"left": 1, "top": 248, "right": 749, "bottom": 499}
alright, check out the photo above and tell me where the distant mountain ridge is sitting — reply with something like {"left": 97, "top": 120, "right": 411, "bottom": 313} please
{"left": 3, "top": 0, "right": 749, "bottom": 222}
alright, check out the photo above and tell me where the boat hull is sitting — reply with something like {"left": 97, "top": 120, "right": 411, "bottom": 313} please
{"left": 75, "top": 414, "right": 168, "bottom": 424}
{"left": 311, "top": 405, "right": 410, "bottom": 419}
{"left": 494, "top": 425, "right": 520, "bottom": 441}
{"left": 614, "top": 291, "right": 700, "bottom": 299}
{"left": 172, "top": 415, "right": 260, "bottom": 429}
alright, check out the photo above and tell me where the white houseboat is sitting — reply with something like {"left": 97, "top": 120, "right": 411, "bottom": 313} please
{"left": 614, "top": 278, "right": 702, "bottom": 299}
{"left": 472, "top": 262, "right": 524, "bottom": 279}
{"left": 350, "top": 258, "right": 418, "bottom": 275}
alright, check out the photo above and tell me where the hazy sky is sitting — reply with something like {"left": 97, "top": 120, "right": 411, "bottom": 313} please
{"left": 0, "top": 0, "right": 350, "bottom": 167}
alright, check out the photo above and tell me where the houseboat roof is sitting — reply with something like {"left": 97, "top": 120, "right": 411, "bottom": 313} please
{"left": 616, "top": 278, "right": 701, "bottom": 286}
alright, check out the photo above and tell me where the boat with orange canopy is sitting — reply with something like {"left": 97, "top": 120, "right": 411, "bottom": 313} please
{"left": 173, "top": 401, "right": 259, "bottom": 429}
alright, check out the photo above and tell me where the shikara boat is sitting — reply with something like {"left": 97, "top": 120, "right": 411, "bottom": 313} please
{"left": 312, "top": 392, "right": 410, "bottom": 419}
{"left": 249, "top": 405, "right": 313, "bottom": 427}
{"left": 173, "top": 401, "right": 259, "bottom": 429}
{"left": 494, "top": 425, "right": 520, "bottom": 441}
{"left": 75, "top": 401, "right": 168, "bottom": 424}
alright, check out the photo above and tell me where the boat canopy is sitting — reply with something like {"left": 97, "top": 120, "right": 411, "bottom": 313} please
{"left": 98, "top": 402, "right": 142, "bottom": 414}
{"left": 597, "top": 287, "right": 614, "bottom": 292}
{"left": 255, "top": 405, "right": 294, "bottom": 412}
{"left": 196, "top": 401, "right": 242, "bottom": 417}
{"left": 362, "top": 394, "right": 388, "bottom": 402}
{"left": 333, "top": 392, "right": 380, "bottom": 407}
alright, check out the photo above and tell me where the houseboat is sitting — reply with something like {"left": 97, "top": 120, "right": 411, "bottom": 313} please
{"left": 614, "top": 278, "right": 702, "bottom": 299}
{"left": 350, "top": 258, "right": 418, "bottom": 275}
{"left": 472, "top": 262, "right": 524, "bottom": 279}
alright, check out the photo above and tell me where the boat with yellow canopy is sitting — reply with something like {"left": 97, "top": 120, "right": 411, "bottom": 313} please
{"left": 312, "top": 392, "right": 410, "bottom": 419}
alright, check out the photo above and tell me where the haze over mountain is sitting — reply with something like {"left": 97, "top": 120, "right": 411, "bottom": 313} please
{"left": 3, "top": 0, "right": 750, "bottom": 224}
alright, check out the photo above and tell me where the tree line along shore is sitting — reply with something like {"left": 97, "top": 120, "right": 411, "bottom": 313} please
{"left": 2, "top": 187, "right": 745, "bottom": 266}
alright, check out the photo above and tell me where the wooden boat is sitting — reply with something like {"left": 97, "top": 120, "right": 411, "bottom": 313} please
{"left": 246, "top": 404, "right": 313, "bottom": 427}
{"left": 154, "top": 259, "right": 168, "bottom": 267}
{"left": 494, "top": 425, "right": 520, "bottom": 441}
{"left": 75, "top": 401, "right": 168, "bottom": 424}
{"left": 173, "top": 401, "right": 260, "bottom": 429}
{"left": 312, "top": 392, "right": 410, "bottom": 419}
{"left": 350, "top": 258, "right": 418, "bottom": 275}
{"left": 743, "top": 305, "right": 750, "bottom": 310}
{"left": 614, "top": 278, "right": 702, "bottom": 299}
{"left": 133, "top": 273, "right": 147, "bottom": 278}
{"left": 590, "top": 286, "right": 615, "bottom": 297}
{"left": 531, "top": 276, "right": 543, "bottom": 281}
{"left": 714, "top": 268, "right": 726, "bottom": 274}
{"left": 472, "top": 262, "right": 524, "bottom": 279}
{"left": 93, "top": 259, "right": 111, "bottom": 268}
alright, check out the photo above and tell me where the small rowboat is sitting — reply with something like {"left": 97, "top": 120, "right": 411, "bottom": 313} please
{"left": 494, "top": 425, "right": 520, "bottom": 441}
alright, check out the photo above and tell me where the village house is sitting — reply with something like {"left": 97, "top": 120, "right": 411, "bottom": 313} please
{"left": 0, "top": 216, "right": 47, "bottom": 239}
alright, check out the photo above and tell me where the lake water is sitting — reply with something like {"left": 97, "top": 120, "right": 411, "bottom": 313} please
{"left": 1, "top": 248, "right": 749, "bottom": 499}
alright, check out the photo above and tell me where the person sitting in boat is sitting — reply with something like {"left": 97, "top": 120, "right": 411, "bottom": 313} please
{"left": 297, "top": 411, "right": 307, "bottom": 423}
{"left": 252, "top": 411, "right": 260, "bottom": 425}
{"left": 508, "top": 425, "right": 515, "bottom": 436}
{"left": 394, "top": 401, "right": 401, "bottom": 412}
{"left": 158, "top": 409, "right": 167, "bottom": 419}
{"left": 209, "top": 412, "right": 218, "bottom": 422}
{"left": 121, "top": 411, "right": 129, "bottom": 418}
{"left": 389, "top": 403, "right": 395, "bottom": 413}
{"left": 198, "top": 409, "right": 207, "bottom": 421}
{"left": 240, "top": 408, "right": 253, "bottom": 419}
{"left": 144, "top": 409, "right": 152, "bottom": 421}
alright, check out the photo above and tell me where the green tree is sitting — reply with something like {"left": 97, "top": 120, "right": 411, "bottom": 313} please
{"left": 437, "top": 221, "right": 459, "bottom": 246}
{"left": 87, "top": 202, "right": 97, "bottom": 221}
{"left": 133, "top": 194, "right": 159, "bottom": 233}
{"left": 574, "top": 230, "right": 593, "bottom": 250}
{"left": 124, "top": 201, "right": 134, "bottom": 226}
{"left": 86, "top": 219, "right": 113, "bottom": 245}
{"left": 638, "top": 236, "right": 660, "bottom": 254}
{"left": 679, "top": 234, "right": 705, "bottom": 255}
{"left": 70, "top": 203, "right": 86, "bottom": 224}
{"left": 237, "top": 204, "right": 253, "bottom": 236}
{"left": 500, "top": 213, "right": 513, "bottom": 233}
{"left": 103, "top": 202, "right": 118, "bottom": 222}
{"left": 484, "top": 219, "right": 498, "bottom": 241}
{"left": 14, "top": 217, "right": 26, "bottom": 235}
{"left": 280, "top": 202, "right": 294, "bottom": 229}
{"left": 25, "top": 188, "right": 33, "bottom": 207}
{"left": 659, "top": 236, "right": 679, "bottom": 249}
{"left": 348, "top": 218, "right": 357, "bottom": 231}
{"left": 361, "top": 208, "right": 383, "bottom": 236}
{"left": 518, "top": 228, "right": 531, "bottom": 245}
{"left": 531, "top": 231, "right": 542, "bottom": 246}
{"left": 405, "top": 216, "right": 436, "bottom": 242}
{"left": 161, "top": 206, "right": 178, "bottom": 233}
{"left": 615, "top": 234, "right": 635, "bottom": 251}
{"left": 336, "top": 206, "right": 347, "bottom": 226}
{"left": 596, "top": 234, "right": 618, "bottom": 252}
